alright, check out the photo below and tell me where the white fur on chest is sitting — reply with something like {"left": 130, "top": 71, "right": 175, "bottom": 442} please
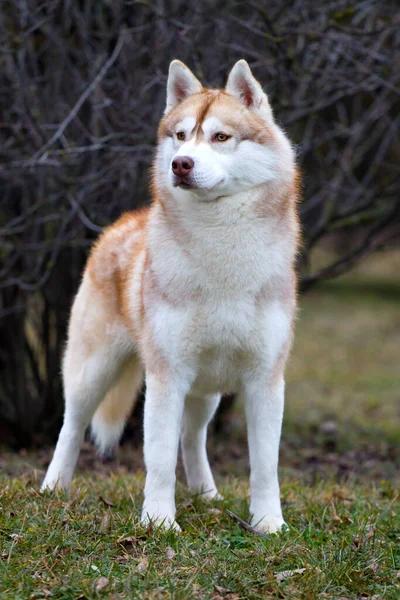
{"left": 149, "top": 192, "right": 293, "bottom": 295}
{"left": 147, "top": 289, "right": 290, "bottom": 395}
{"left": 196, "top": 297, "right": 290, "bottom": 394}
{"left": 142, "top": 197, "right": 294, "bottom": 395}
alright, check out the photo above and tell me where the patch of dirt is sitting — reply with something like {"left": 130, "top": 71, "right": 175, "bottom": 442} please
{"left": 2, "top": 421, "right": 398, "bottom": 486}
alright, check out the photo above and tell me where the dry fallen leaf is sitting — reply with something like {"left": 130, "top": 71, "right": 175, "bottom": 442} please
{"left": 207, "top": 508, "right": 222, "bottom": 515}
{"left": 99, "top": 496, "right": 114, "bottom": 507}
{"left": 165, "top": 546, "right": 176, "bottom": 560}
{"left": 30, "top": 589, "right": 52, "bottom": 598}
{"left": 214, "top": 595, "right": 239, "bottom": 599}
{"left": 331, "top": 486, "right": 351, "bottom": 501}
{"left": 331, "top": 514, "right": 342, "bottom": 525}
{"left": 368, "top": 561, "right": 379, "bottom": 573}
{"left": 366, "top": 525, "right": 376, "bottom": 538}
{"left": 118, "top": 536, "right": 138, "bottom": 548}
{"left": 137, "top": 557, "right": 149, "bottom": 573}
{"left": 275, "top": 568, "right": 306, "bottom": 582}
{"left": 214, "top": 585, "right": 228, "bottom": 594}
{"left": 213, "top": 586, "right": 240, "bottom": 599}
{"left": 95, "top": 577, "right": 110, "bottom": 592}
{"left": 100, "top": 513, "right": 111, "bottom": 531}
{"left": 343, "top": 516, "right": 353, "bottom": 525}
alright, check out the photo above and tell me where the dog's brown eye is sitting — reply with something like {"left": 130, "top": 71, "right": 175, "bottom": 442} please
{"left": 215, "top": 133, "right": 229, "bottom": 142}
{"left": 177, "top": 131, "right": 185, "bottom": 141}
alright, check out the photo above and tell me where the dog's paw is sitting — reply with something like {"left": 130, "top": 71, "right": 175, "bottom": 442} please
{"left": 197, "top": 488, "right": 223, "bottom": 502}
{"left": 251, "top": 515, "right": 287, "bottom": 534}
{"left": 40, "top": 476, "right": 68, "bottom": 493}
{"left": 142, "top": 515, "right": 182, "bottom": 532}
{"left": 141, "top": 509, "right": 181, "bottom": 532}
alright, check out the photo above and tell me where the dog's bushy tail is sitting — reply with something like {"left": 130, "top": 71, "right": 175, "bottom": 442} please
{"left": 91, "top": 357, "right": 143, "bottom": 455}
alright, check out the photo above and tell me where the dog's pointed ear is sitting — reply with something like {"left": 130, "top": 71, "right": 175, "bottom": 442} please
{"left": 166, "top": 60, "right": 202, "bottom": 113}
{"left": 226, "top": 60, "right": 273, "bottom": 120}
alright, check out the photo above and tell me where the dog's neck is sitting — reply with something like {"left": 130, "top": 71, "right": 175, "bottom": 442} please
{"left": 146, "top": 181, "right": 298, "bottom": 297}
{"left": 153, "top": 180, "right": 295, "bottom": 234}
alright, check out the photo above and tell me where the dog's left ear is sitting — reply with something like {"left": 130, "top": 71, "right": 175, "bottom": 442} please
{"left": 226, "top": 60, "right": 273, "bottom": 121}
{"left": 166, "top": 60, "right": 202, "bottom": 113}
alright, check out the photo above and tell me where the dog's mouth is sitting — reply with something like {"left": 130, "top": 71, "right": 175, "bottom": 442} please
{"left": 172, "top": 176, "right": 195, "bottom": 189}
{"left": 172, "top": 176, "right": 228, "bottom": 200}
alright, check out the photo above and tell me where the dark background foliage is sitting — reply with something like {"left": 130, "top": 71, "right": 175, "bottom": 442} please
{"left": 0, "top": 0, "right": 399, "bottom": 447}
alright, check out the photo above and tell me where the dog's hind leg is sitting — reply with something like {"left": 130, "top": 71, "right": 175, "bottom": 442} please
{"left": 181, "top": 393, "right": 221, "bottom": 500}
{"left": 41, "top": 276, "right": 135, "bottom": 492}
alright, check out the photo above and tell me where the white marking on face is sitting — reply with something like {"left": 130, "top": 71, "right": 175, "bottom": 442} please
{"left": 175, "top": 117, "right": 196, "bottom": 138}
{"left": 201, "top": 117, "right": 224, "bottom": 139}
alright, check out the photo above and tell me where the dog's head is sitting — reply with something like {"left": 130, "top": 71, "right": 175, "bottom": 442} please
{"left": 155, "top": 60, "right": 295, "bottom": 203}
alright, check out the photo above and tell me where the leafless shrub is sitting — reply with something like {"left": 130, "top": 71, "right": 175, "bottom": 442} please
{"left": 0, "top": 0, "right": 399, "bottom": 445}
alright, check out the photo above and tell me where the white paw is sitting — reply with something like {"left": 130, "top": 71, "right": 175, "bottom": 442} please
{"left": 197, "top": 488, "right": 223, "bottom": 501}
{"left": 141, "top": 503, "right": 181, "bottom": 532}
{"left": 251, "top": 515, "right": 287, "bottom": 534}
{"left": 141, "top": 513, "right": 181, "bottom": 532}
{"left": 40, "top": 475, "right": 68, "bottom": 493}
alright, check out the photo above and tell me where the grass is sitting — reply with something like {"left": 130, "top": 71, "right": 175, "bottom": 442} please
{"left": 0, "top": 476, "right": 399, "bottom": 599}
{"left": 1, "top": 250, "right": 400, "bottom": 599}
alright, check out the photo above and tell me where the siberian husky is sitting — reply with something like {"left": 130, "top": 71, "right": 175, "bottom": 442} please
{"left": 42, "top": 60, "right": 300, "bottom": 534}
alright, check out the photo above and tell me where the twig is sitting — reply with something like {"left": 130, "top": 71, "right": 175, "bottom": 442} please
{"left": 32, "top": 33, "right": 125, "bottom": 162}
{"left": 225, "top": 510, "right": 264, "bottom": 536}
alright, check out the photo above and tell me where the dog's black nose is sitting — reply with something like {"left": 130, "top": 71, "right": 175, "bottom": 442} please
{"left": 171, "top": 156, "right": 194, "bottom": 177}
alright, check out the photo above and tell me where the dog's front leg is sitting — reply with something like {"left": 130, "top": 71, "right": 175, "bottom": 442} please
{"left": 243, "top": 375, "right": 286, "bottom": 534}
{"left": 141, "top": 372, "right": 188, "bottom": 531}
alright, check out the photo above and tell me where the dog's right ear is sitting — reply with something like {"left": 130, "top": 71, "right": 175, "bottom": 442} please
{"left": 165, "top": 60, "right": 202, "bottom": 113}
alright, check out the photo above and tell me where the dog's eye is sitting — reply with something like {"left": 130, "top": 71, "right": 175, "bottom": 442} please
{"left": 214, "top": 133, "right": 230, "bottom": 142}
{"left": 176, "top": 131, "right": 185, "bottom": 141}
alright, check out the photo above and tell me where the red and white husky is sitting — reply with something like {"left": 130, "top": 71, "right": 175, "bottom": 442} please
{"left": 42, "top": 60, "right": 300, "bottom": 533}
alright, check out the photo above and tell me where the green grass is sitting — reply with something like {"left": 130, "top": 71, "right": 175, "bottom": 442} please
{"left": 0, "top": 475, "right": 399, "bottom": 599}
{"left": 1, "top": 250, "right": 400, "bottom": 599}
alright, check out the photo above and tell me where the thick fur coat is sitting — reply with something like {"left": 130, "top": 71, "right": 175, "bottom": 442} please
{"left": 42, "top": 60, "right": 300, "bottom": 534}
